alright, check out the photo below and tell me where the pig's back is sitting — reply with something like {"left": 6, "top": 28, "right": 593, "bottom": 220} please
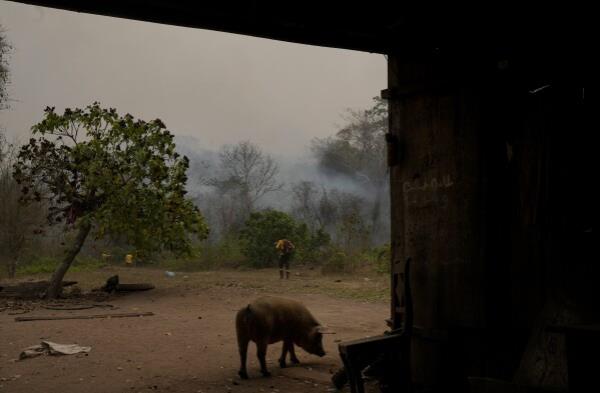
{"left": 249, "top": 296, "right": 318, "bottom": 342}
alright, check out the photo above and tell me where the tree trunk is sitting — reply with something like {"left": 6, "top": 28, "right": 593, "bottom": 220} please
{"left": 45, "top": 221, "right": 91, "bottom": 299}
{"left": 7, "top": 255, "right": 16, "bottom": 278}
{"left": 370, "top": 180, "right": 386, "bottom": 243}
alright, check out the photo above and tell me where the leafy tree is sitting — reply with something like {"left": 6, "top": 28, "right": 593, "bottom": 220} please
{"left": 239, "top": 210, "right": 300, "bottom": 268}
{"left": 13, "top": 103, "right": 209, "bottom": 297}
{"left": 295, "top": 226, "right": 331, "bottom": 264}
{"left": 311, "top": 97, "right": 388, "bottom": 239}
{"left": 312, "top": 97, "right": 387, "bottom": 181}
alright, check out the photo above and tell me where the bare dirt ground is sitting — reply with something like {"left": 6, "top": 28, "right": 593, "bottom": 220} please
{"left": 1, "top": 267, "right": 389, "bottom": 393}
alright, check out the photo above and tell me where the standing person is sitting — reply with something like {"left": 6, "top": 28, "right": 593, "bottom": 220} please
{"left": 275, "top": 238, "right": 295, "bottom": 279}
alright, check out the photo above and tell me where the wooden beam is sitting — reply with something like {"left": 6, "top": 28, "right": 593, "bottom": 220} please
{"left": 15, "top": 312, "right": 154, "bottom": 322}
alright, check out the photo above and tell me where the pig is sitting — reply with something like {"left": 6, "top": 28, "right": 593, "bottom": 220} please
{"left": 235, "top": 296, "right": 326, "bottom": 379}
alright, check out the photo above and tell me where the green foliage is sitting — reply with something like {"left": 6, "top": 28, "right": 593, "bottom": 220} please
{"left": 321, "top": 249, "right": 349, "bottom": 274}
{"left": 12, "top": 103, "right": 209, "bottom": 258}
{"left": 319, "top": 243, "right": 390, "bottom": 275}
{"left": 157, "top": 238, "right": 246, "bottom": 271}
{"left": 311, "top": 97, "right": 387, "bottom": 185}
{"left": 195, "top": 236, "right": 246, "bottom": 269}
{"left": 338, "top": 209, "right": 371, "bottom": 251}
{"left": 239, "top": 210, "right": 301, "bottom": 268}
{"left": 361, "top": 243, "right": 391, "bottom": 274}
{"left": 17, "top": 255, "right": 106, "bottom": 275}
{"left": 295, "top": 226, "right": 331, "bottom": 264}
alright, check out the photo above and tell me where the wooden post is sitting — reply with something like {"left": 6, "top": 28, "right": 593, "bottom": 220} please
{"left": 386, "top": 55, "right": 488, "bottom": 390}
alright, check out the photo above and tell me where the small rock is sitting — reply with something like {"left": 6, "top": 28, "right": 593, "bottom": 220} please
{"left": 334, "top": 279, "right": 342, "bottom": 283}
{"left": 197, "top": 316, "right": 202, "bottom": 319}
{"left": 117, "top": 367, "right": 123, "bottom": 371}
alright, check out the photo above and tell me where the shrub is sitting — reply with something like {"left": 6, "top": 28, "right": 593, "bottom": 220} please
{"left": 239, "top": 210, "right": 301, "bottom": 268}
{"left": 370, "top": 243, "right": 391, "bottom": 274}
{"left": 321, "top": 249, "right": 348, "bottom": 274}
{"left": 295, "top": 226, "right": 331, "bottom": 264}
{"left": 196, "top": 236, "right": 246, "bottom": 269}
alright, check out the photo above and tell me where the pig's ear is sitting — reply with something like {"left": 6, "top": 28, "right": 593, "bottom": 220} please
{"left": 316, "top": 326, "right": 336, "bottom": 334}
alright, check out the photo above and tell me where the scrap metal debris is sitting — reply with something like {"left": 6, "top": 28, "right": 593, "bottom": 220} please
{"left": 96, "top": 275, "right": 155, "bottom": 293}
{"left": 19, "top": 341, "right": 91, "bottom": 360}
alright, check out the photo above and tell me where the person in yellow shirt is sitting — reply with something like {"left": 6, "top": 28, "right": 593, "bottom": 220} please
{"left": 275, "top": 239, "right": 295, "bottom": 279}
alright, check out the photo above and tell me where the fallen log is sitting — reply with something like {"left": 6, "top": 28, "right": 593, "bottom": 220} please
{"left": 41, "top": 303, "right": 115, "bottom": 310}
{"left": 15, "top": 311, "right": 154, "bottom": 322}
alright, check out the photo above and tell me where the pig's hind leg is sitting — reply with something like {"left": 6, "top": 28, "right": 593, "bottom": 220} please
{"left": 237, "top": 333, "right": 249, "bottom": 379}
{"left": 279, "top": 339, "right": 292, "bottom": 368}
{"left": 288, "top": 342, "right": 300, "bottom": 364}
{"left": 256, "top": 340, "right": 271, "bottom": 377}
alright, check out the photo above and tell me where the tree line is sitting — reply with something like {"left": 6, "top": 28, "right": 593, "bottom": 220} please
{"left": 1, "top": 28, "right": 389, "bottom": 298}
{"left": 193, "top": 97, "right": 390, "bottom": 271}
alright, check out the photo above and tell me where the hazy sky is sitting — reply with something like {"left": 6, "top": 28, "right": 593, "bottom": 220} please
{"left": 0, "top": 1, "right": 386, "bottom": 157}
